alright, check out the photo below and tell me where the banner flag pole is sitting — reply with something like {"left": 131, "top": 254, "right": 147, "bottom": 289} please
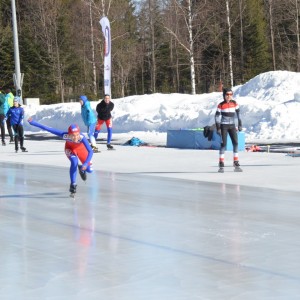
{"left": 100, "top": 17, "right": 111, "bottom": 97}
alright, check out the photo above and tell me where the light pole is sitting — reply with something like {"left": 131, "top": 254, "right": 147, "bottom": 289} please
{"left": 11, "top": 0, "right": 23, "bottom": 102}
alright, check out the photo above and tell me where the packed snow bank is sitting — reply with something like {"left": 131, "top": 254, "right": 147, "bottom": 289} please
{"left": 23, "top": 71, "right": 300, "bottom": 143}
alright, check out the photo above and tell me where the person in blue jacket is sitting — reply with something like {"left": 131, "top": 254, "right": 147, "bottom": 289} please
{"left": 28, "top": 117, "right": 94, "bottom": 195}
{"left": 6, "top": 96, "right": 27, "bottom": 152}
{"left": 79, "top": 95, "right": 98, "bottom": 153}
{"left": 0, "top": 89, "right": 7, "bottom": 145}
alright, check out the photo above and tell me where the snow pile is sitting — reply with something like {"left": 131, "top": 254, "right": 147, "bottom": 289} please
{"left": 24, "top": 71, "right": 300, "bottom": 142}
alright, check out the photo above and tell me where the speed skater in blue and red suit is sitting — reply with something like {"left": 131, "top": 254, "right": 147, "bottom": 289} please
{"left": 28, "top": 118, "right": 93, "bottom": 194}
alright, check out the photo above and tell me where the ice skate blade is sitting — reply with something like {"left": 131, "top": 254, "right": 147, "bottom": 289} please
{"left": 218, "top": 168, "right": 224, "bottom": 173}
{"left": 234, "top": 167, "right": 243, "bottom": 172}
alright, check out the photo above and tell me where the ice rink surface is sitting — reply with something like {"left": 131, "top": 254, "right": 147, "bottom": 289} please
{"left": 1, "top": 139, "right": 300, "bottom": 300}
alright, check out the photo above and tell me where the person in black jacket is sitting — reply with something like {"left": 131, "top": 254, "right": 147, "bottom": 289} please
{"left": 94, "top": 94, "right": 114, "bottom": 149}
{"left": 215, "top": 88, "right": 243, "bottom": 172}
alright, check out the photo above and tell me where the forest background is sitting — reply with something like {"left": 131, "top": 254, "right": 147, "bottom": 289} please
{"left": 0, "top": 0, "right": 299, "bottom": 104}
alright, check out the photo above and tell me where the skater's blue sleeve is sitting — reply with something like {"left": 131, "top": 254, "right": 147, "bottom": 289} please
{"left": 28, "top": 120, "right": 65, "bottom": 138}
{"left": 81, "top": 136, "right": 93, "bottom": 169}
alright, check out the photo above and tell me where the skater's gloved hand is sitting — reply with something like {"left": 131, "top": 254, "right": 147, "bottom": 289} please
{"left": 238, "top": 119, "right": 242, "bottom": 131}
{"left": 81, "top": 164, "right": 87, "bottom": 171}
{"left": 27, "top": 117, "right": 33, "bottom": 123}
{"left": 216, "top": 123, "right": 221, "bottom": 135}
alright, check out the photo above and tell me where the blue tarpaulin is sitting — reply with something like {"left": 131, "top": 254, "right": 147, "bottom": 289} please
{"left": 166, "top": 129, "right": 245, "bottom": 151}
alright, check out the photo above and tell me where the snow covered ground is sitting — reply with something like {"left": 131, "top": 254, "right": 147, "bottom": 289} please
{"left": 22, "top": 70, "right": 300, "bottom": 145}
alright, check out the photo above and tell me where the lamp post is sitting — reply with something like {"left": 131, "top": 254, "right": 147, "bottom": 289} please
{"left": 11, "top": 0, "right": 23, "bottom": 102}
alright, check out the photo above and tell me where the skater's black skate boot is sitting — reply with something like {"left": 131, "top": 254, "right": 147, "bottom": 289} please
{"left": 15, "top": 147, "right": 19, "bottom": 153}
{"left": 218, "top": 161, "right": 224, "bottom": 173}
{"left": 69, "top": 184, "right": 77, "bottom": 193}
{"left": 233, "top": 161, "right": 243, "bottom": 172}
{"left": 107, "top": 144, "right": 114, "bottom": 150}
{"left": 2, "top": 140, "right": 6, "bottom": 146}
{"left": 21, "top": 147, "right": 28, "bottom": 152}
{"left": 78, "top": 165, "right": 87, "bottom": 181}
{"left": 69, "top": 184, "right": 77, "bottom": 198}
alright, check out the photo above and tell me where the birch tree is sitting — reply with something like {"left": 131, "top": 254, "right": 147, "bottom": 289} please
{"left": 88, "top": 0, "right": 97, "bottom": 96}
{"left": 225, "top": 0, "right": 233, "bottom": 88}
{"left": 238, "top": 0, "right": 246, "bottom": 81}
{"left": 162, "top": 0, "right": 196, "bottom": 94}
{"left": 264, "top": 0, "right": 276, "bottom": 70}
{"left": 24, "top": 0, "right": 75, "bottom": 102}
{"left": 292, "top": 0, "right": 300, "bottom": 71}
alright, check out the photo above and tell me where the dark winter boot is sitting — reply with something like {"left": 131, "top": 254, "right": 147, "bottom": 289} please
{"left": 107, "top": 144, "right": 114, "bottom": 150}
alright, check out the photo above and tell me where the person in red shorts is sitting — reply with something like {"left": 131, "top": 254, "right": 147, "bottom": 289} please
{"left": 94, "top": 94, "right": 114, "bottom": 150}
{"left": 28, "top": 118, "right": 93, "bottom": 195}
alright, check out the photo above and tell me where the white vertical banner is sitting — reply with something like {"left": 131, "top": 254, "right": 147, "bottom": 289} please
{"left": 100, "top": 17, "right": 111, "bottom": 96}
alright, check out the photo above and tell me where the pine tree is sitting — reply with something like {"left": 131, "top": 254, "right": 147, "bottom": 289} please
{"left": 242, "top": 0, "right": 272, "bottom": 80}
